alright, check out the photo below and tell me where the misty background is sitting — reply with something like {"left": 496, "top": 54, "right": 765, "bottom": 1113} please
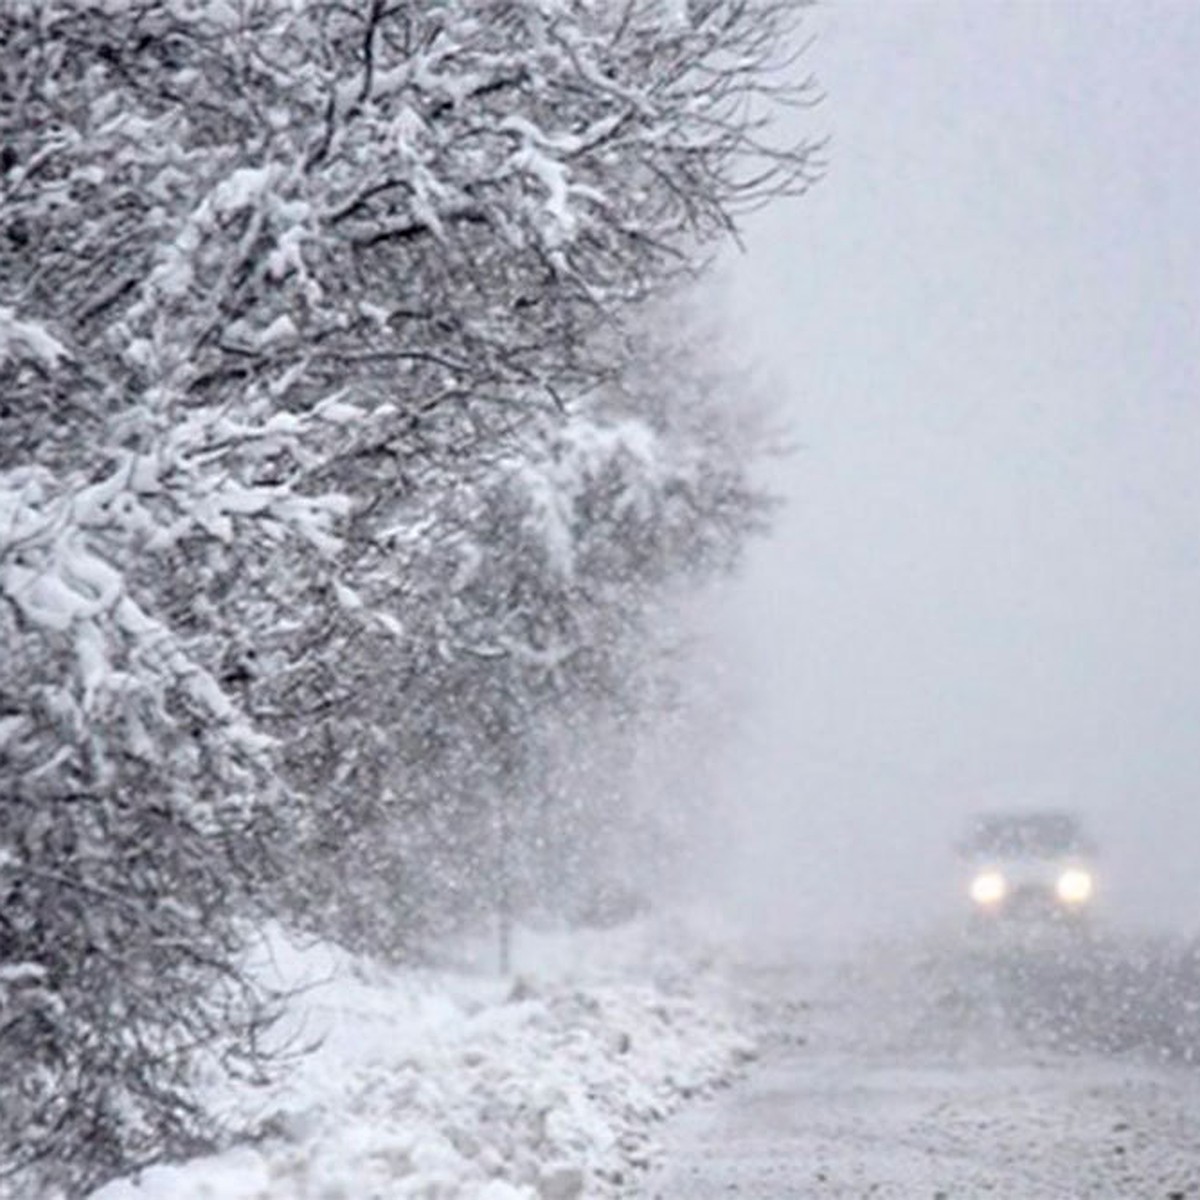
{"left": 695, "top": 0, "right": 1200, "bottom": 947}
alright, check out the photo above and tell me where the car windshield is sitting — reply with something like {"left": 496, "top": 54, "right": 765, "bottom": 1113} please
{"left": 962, "top": 812, "right": 1086, "bottom": 858}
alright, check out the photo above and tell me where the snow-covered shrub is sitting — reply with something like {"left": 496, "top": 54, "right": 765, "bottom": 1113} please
{"left": 0, "top": 0, "right": 816, "bottom": 1190}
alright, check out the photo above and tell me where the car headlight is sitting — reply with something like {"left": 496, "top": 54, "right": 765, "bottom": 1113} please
{"left": 1056, "top": 867, "right": 1094, "bottom": 905}
{"left": 969, "top": 870, "right": 1007, "bottom": 906}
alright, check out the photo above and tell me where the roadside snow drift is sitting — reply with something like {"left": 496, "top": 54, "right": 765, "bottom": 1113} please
{"left": 89, "top": 918, "right": 755, "bottom": 1200}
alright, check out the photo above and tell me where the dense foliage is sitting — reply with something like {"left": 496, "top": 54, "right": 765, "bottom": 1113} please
{"left": 0, "top": 0, "right": 818, "bottom": 1191}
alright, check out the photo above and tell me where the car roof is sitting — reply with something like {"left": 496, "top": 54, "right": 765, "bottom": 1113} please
{"left": 961, "top": 809, "right": 1090, "bottom": 857}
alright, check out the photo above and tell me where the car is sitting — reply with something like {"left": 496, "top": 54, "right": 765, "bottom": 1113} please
{"left": 957, "top": 809, "right": 1097, "bottom": 923}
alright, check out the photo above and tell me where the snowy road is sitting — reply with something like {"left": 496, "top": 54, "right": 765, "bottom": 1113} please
{"left": 649, "top": 933, "right": 1200, "bottom": 1198}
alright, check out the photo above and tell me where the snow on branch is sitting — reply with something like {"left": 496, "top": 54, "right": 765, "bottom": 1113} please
{"left": 0, "top": 307, "right": 68, "bottom": 370}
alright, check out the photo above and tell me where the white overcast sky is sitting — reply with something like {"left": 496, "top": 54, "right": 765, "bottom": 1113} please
{"left": 706, "top": 0, "right": 1200, "bottom": 943}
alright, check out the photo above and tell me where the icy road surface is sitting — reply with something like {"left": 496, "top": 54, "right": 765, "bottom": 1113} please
{"left": 650, "top": 930, "right": 1200, "bottom": 1198}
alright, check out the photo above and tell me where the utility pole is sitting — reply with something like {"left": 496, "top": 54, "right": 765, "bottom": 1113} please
{"left": 495, "top": 786, "right": 512, "bottom": 976}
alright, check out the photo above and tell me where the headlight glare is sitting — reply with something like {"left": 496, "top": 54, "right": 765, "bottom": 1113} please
{"left": 969, "top": 870, "right": 1007, "bottom": 906}
{"left": 1056, "top": 867, "right": 1094, "bottom": 905}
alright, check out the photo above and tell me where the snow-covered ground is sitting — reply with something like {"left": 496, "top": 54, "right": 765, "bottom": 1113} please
{"left": 56, "top": 911, "right": 1200, "bottom": 1198}
{"left": 650, "top": 929, "right": 1200, "bottom": 1197}
{"left": 89, "top": 913, "right": 757, "bottom": 1200}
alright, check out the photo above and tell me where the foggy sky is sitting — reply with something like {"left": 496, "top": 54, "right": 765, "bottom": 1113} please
{"left": 709, "top": 1, "right": 1200, "bottom": 946}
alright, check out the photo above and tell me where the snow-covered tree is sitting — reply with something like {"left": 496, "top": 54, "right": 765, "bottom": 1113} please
{"left": 267, "top": 306, "right": 779, "bottom": 956}
{"left": 0, "top": 0, "right": 817, "bottom": 1189}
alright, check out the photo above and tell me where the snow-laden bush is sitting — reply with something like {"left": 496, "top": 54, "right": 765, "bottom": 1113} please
{"left": 0, "top": 0, "right": 817, "bottom": 1191}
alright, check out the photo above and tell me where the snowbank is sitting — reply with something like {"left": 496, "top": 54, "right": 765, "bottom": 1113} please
{"left": 89, "top": 915, "right": 755, "bottom": 1199}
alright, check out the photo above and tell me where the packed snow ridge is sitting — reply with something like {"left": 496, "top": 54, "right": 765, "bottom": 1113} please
{"left": 89, "top": 915, "right": 755, "bottom": 1200}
